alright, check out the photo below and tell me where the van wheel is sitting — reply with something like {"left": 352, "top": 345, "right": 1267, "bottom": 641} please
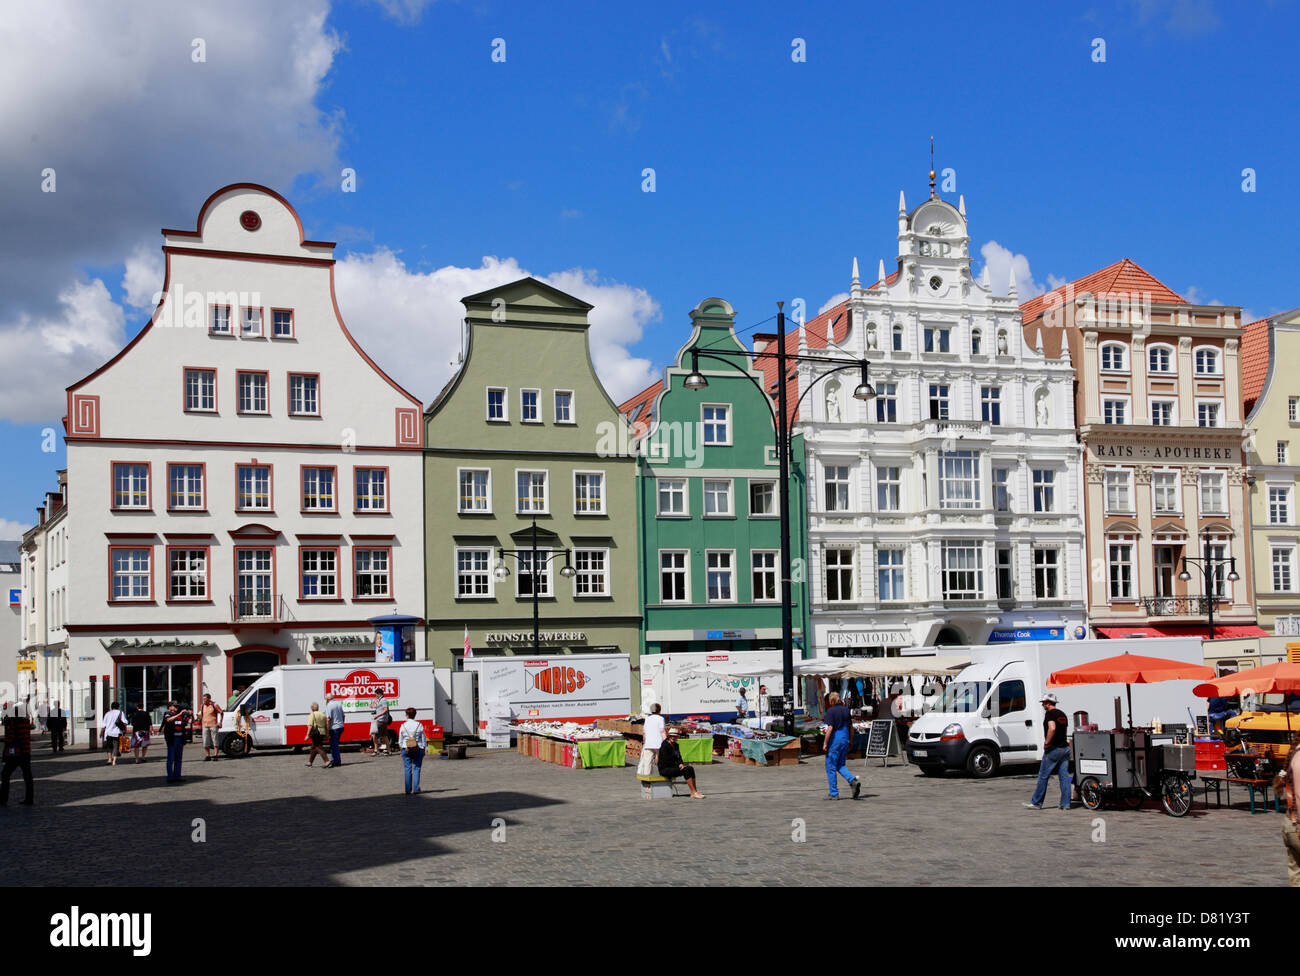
{"left": 223, "top": 734, "right": 247, "bottom": 758}
{"left": 965, "top": 745, "right": 998, "bottom": 778}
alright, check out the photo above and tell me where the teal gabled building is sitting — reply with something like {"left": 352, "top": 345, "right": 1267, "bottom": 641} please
{"left": 619, "top": 298, "right": 810, "bottom": 701}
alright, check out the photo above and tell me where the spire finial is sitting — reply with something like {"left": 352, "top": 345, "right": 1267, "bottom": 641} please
{"left": 958, "top": 194, "right": 966, "bottom": 217}
{"left": 1007, "top": 264, "right": 1019, "bottom": 298}
{"left": 878, "top": 258, "right": 887, "bottom": 287}
{"left": 928, "top": 136, "right": 936, "bottom": 198}
{"left": 898, "top": 189, "right": 906, "bottom": 214}
{"left": 851, "top": 256, "right": 860, "bottom": 288}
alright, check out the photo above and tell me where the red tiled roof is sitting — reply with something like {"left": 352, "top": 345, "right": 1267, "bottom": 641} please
{"left": 1241, "top": 316, "right": 1271, "bottom": 416}
{"left": 617, "top": 379, "right": 662, "bottom": 439}
{"left": 1019, "top": 258, "right": 1187, "bottom": 325}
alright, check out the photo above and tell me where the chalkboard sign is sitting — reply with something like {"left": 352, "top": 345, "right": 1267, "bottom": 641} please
{"left": 1195, "top": 715, "right": 1210, "bottom": 736}
{"left": 866, "top": 718, "right": 898, "bottom": 763}
{"left": 765, "top": 695, "right": 786, "bottom": 716}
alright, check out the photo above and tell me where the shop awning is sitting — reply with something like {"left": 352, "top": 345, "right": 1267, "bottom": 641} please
{"left": 816, "top": 655, "right": 971, "bottom": 678}
{"left": 1095, "top": 624, "right": 1268, "bottom": 640}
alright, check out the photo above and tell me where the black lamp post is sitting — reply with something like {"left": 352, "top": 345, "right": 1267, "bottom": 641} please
{"left": 493, "top": 519, "right": 577, "bottom": 656}
{"left": 684, "top": 302, "right": 877, "bottom": 736}
{"left": 1177, "top": 540, "right": 1240, "bottom": 639}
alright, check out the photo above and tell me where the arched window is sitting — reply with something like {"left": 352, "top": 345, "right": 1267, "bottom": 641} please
{"left": 891, "top": 323, "right": 903, "bottom": 352}
{"left": 1100, "top": 341, "right": 1128, "bottom": 372}
{"left": 1147, "top": 343, "right": 1175, "bottom": 374}
{"left": 1194, "top": 346, "right": 1221, "bottom": 376}
{"left": 971, "top": 329, "right": 982, "bottom": 356}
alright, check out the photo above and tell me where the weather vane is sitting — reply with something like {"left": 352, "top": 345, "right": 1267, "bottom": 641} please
{"left": 929, "top": 136, "right": 936, "bottom": 196}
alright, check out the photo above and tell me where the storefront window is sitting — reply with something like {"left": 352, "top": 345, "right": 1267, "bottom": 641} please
{"left": 118, "top": 662, "right": 196, "bottom": 725}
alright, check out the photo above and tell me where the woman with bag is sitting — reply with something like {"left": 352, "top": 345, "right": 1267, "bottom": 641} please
{"left": 101, "top": 700, "right": 126, "bottom": 766}
{"left": 305, "top": 702, "right": 331, "bottom": 767}
{"left": 398, "top": 707, "right": 427, "bottom": 795}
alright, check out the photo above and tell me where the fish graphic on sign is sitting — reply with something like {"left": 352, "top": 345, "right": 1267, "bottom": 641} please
{"left": 523, "top": 664, "right": 589, "bottom": 695}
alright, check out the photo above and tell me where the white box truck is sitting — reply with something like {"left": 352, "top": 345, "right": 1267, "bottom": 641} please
{"left": 469, "top": 654, "right": 631, "bottom": 737}
{"left": 905, "top": 637, "right": 1206, "bottom": 777}
{"left": 640, "top": 650, "right": 790, "bottom": 721}
{"left": 218, "top": 662, "right": 440, "bottom": 757}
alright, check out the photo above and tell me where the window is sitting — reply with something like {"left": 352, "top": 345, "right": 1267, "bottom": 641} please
{"left": 980, "top": 386, "right": 1001, "bottom": 425}
{"left": 1100, "top": 342, "right": 1128, "bottom": 372}
{"left": 660, "top": 551, "right": 689, "bottom": 602}
{"left": 824, "top": 548, "right": 853, "bottom": 602}
{"left": 703, "top": 479, "right": 733, "bottom": 517}
{"left": 1205, "top": 540, "right": 1230, "bottom": 599}
{"left": 929, "top": 384, "right": 950, "bottom": 420}
{"left": 1270, "top": 486, "right": 1291, "bottom": 525}
{"left": 1148, "top": 345, "right": 1173, "bottom": 373}
{"left": 1279, "top": 441, "right": 1290, "bottom": 465}
{"left": 554, "top": 390, "right": 574, "bottom": 424}
{"left": 573, "top": 549, "right": 609, "bottom": 596}
{"left": 458, "top": 469, "right": 490, "bottom": 513}
{"left": 574, "top": 472, "right": 605, "bottom": 514}
{"left": 1291, "top": 397, "right": 1299, "bottom": 423}
{"left": 516, "top": 549, "right": 552, "bottom": 598}
{"left": 1273, "top": 548, "right": 1295, "bottom": 593}
{"left": 520, "top": 389, "right": 540, "bottom": 423}
{"left": 288, "top": 374, "right": 319, "bottom": 416}
{"left": 236, "top": 464, "right": 272, "bottom": 511}
{"left": 240, "top": 306, "right": 263, "bottom": 337}
{"left": 875, "top": 383, "right": 898, "bottom": 423}
{"left": 939, "top": 451, "right": 980, "bottom": 509}
{"left": 271, "top": 308, "right": 294, "bottom": 338}
{"left": 236, "top": 548, "right": 274, "bottom": 618}
{"left": 209, "top": 305, "right": 231, "bottom": 335}
{"left": 941, "top": 542, "right": 983, "bottom": 600}
{"left": 354, "top": 468, "right": 388, "bottom": 512}
{"left": 110, "top": 548, "right": 152, "bottom": 601}
{"left": 1151, "top": 400, "right": 1175, "bottom": 426}
{"left": 455, "top": 549, "right": 492, "bottom": 598}
{"left": 749, "top": 481, "right": 776, "bottom": 517}
{"left": 354, "top": 548, "right": 391, "bottom": 599}
{"left": 1108, "top": 541, "right": 1133, "bottom": 600}
{"left": 167, "top": 463, "right": 204, "bottom": 511}
{"left": 891, "top": 324, "right": 903, "bottom": 351}
{"left": 1103, "top": 398, "right": 1127, "bottom": 425}
{"left": 1152, "top": 470, "right": 1179, "bottom": 513}
{"left": 170, "top": 551, "right": 208, "bottom": 603}
{"left": 751, "top": 551, "right": 778, "bottom": 602}
{"left": 1105, "top": 469, "right": 1133, "bottom": 513}
{"left": 877, "top": 549, "right": 903, "bottom": 601}
{"left": 1197, "top": 402, "right": 1221, "bottom": 428}
{"left": 994, "top": 680, "right": 1028, "bottom": 717}
{"left": 1195, "top": 347, "right": 1221, "bottom": 376}
{"left": 1033, "top": 548, "right": 1060, "bottom": 599}
{"left": 923, "top": 327, "right": 950, "bottom": 353}
{"left": 876, "top": 466, "right": 901, "bottom": 511}
{"left": 1199, "top": 471, "right": 1226, "bottom": 514}
{"left": 112, "top": 462, "right": 150, "bottom": 510}
{"left": 1031, "top": 469, "right": 1055, "bottom": 512}
{"left": 702, "top": 404, "right": 731, "bottom": 445}
{"left": 301, "top": 467, "right": 336, "bottom": 512}
{"left": 657, "top": 479, "right": 687, "bottom": 516}
{"left": 487, "top": 388, "right": 507, "bottom": 421}
{"left": 705, "top": 550, "right": 734, "bottom": 602}
{"left": 996, "top": 546, "right": 1013, "bottom": 600}
{"left": 236, "top": 371, "right": 269, "bottom": 414}
{"left": 184, "top": 368, "right": 216, "bottom": 413}
{"left": 516, "top": 470, "right": 548, "bottom": 513}
{"left": 993, "top": 468, "right": 1010, "bottom": 512}
{"left": 971, "top": 329, "right": 982, "bottom": 356}
{"left": 300, "top": 549, "right": 338, "bottom": 599}
{"left": 824, "top": 465, "right": 850, "bottom": 512}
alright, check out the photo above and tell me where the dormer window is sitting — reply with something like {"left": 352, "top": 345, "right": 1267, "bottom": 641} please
{"left": 1100, "top": 341, "right": 1128, "bottom": 373}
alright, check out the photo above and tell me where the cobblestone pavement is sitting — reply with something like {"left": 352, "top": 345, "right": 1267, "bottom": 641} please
{"left": 2, "top": 741, "right": 1287, "bottom": 886}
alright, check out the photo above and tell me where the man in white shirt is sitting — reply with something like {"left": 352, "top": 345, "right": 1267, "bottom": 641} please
{"left": 642, "top": 704, "right": 666, "bottom": 775}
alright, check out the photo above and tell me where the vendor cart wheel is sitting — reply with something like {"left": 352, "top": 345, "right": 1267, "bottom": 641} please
{"left": 1160, "top": 774, "right": 1193, "bottom": 818}
{"left": 1079, "top": 777, "right": 1104, "bottom": 811}
{"left": 965, "top": 745, "right": 998, "bottom": 779}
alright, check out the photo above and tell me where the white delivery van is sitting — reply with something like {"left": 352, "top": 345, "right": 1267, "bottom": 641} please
{"left": 469, "top": 654, "right": 631, "bottom": 736}
{"left": 219, "top": 662, "right": 439, "bottom": 757}
{"left": 905, "top": 637, "right": 1206, "bottom": 777}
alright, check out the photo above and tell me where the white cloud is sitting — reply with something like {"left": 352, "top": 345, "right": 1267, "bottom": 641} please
{"left": 978, "top": 241, "right": 1050, "bottom": 299}
{"left": 0, "top": 518, "right": 32, "bottom": 541}
{"left": 333, "top": 249, "right": 660, "bottom": 405}
{"left": 121, "top": 243, "right": 165, "bottom": 310}
{"left": 818, "top": 293, "right": 849, "bottom": 315}
{"left": 363, "top": 0, "right": 437, "bottom": 23}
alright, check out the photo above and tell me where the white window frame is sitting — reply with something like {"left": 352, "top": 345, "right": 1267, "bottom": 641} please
{"left": 515, "top": 469, "right": 549, "bottom": 515}
{"left": 1290, "top": 397, "right": 1299, "bottom": 424}
{"left": 980, "top": 386, "right": 1001, "bottom": 425}
{"left": 1202, "top": 537, "right": 1233, "bottom": 601}
{"left": 750, "top": 549, "right": 779, "bottom": 603}
{"left": 939, "top": 450, "right": 981, "bottom": 510}
{"left": 656, "top": 478, "right": 688, "bottom": 517}
{"left": 1150, "top": 398, "right": 1176, "bottom": 426}
{"left": 454, "top": 547, "right": 494, "bottom": 600}
{"left": 923, "top": 326, "right": 951, "bottom": 353}
{"left": 824, "top": 547, "right": 855, "bottom": 603}
{"left": 184, "top": 368, "right": 217, "bottom": 413}
{"left": 486, "top": 387, "right": 508, "bottom": 422}
{"left": 1102, "top": 397, "right": 1129, "bottom": 425}
{"left": 703, "top": 479, "right": 734, "bottom": 518}
{"left": 941, "top": 542, "right": 984, "bottom": 601}
{"left": 520, "top": 388, "right": 541, "bottom": 424}
{"left": 1032, "top": 468, "right": 1056, "bottom": 513}
{"left": 168, "top": 548, "right": 207, "bottom": 601}
{"left": 168, "top": 463, "right": 204, "bottom": 511}
{"left": 701, "top": 403, "right": 732, "bottom": 446}
{"left": 1199, "top": 469, "right": 1227, "bottom": 515}
{"left": 876, "top": 466, "right": 901, "bottom": 512}
{"left": 111, "top": 547, "right": 152, "bottom": 602}
{"left": 573, "top": 470, "right": 606, "bottom": 515}
{"left": 1268, "top": 484, "right": 1293, "bottom": 525}
{"left": 1272, "top": 545, "right": 1297, "bottom": 593}
{"left": 659, "top": 550, "right": 690, "bottom": 603}
{"left": 1151, "top": 468, "right": 1181, "bottom": 515}
{"left": 705, "top": 549, "right": 736, "bottom": 604}
{"left": 1147, "top": 343, "right": 1176, "bottom": 375}
{"left": 993, "top": 467, "right": 1010, "bottom": 513}
{"left": 1104, "top": 468, "right": 1134, "bottom": 514}
{"left": 1100, "top": 341, "right": 1129, "bottom": 373}
{"left": 553, "top": 389, "right": 575, "bottom": 425}
{"left": 748, "top": 480, "right": 777, "bottom": 518}
{"left": 353, "top": 548, "right": 391, "bottom": 599}
{"left": 1107, "top": 538, "right": 1135, "bottom": 601}
{"left": 236, "top": 464, "right": 272, "bottom": 512}
{"left": 240, "top": 306, "right": 264, "bottom": 338}
{"left": 824, "top": 464, "right": 851, "bottom": 512}
{"left": 113, "top": 462, "right": 150, "bottom": 510}
{"left": 876, "top": 547, "right": 905, "bottom": 602}
{"left": 928, "top": 383, "right": 950, "bottom": 420}
{"left": 875, "top": 382, "right": 898, "bottom": 423}
{"left": 354, "top": 467, "right": 388, "bottom": 513}
{"left": 457, "top": 467, "right": 492, "bottom": 514}
{"left": 237, "top": 371, "right": 269, "bottom": 415}
{"left": 299, "top": 548, "right": 339, "bottom": 600}
{"left": 1278, "top": 441, "right": 1290, "bottom": 465}
{"left": 1033, "top": 547, "right": 1060, "bottom": 599}
{"left": 515, "top": 547, "right": 553, "bottom": 600}
{"left": 1195, "top": 399, "right": 1222, "bottom": 428}
{"left": 1193, "top": 345, "right": 1222, "bottom": 377}
{"left": 572, "top": 548, "right": 610, "bottom": 598}
{"left": 288, "top": 374, "right": 319, "bottom": 417}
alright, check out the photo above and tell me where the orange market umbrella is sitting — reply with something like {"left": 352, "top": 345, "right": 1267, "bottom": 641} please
{"left": 1193, "top": 662, "right": 1300, "bottom": 737}
{"left": 1047, "top": 652, "right": 1215, "bottom": 730}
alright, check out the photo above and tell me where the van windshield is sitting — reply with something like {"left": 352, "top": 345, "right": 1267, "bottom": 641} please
{"left": 934, "top": 681, "right": 991, "bottom": 714}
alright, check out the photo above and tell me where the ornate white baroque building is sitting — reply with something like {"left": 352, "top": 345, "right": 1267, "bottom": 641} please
{"left": 796, "top": 184, "right": 1086, "bottom": 654}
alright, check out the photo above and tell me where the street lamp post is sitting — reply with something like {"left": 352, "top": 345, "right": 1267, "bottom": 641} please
{"left": 493, "top": 519, "right": 577, "bottom": 657}
{"left": 684, "top": 303, "right": 877, "bottom": 736}
{"left": 1177, "top": 540, "right": 1240, "bottom": 639}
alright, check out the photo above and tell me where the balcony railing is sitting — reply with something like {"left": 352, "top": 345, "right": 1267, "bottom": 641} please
{"left": 1141, "top": 595, "right": 1218, "bottom": 616}
{"left": 230, "top": 594, "right": 292, "bottom": 624}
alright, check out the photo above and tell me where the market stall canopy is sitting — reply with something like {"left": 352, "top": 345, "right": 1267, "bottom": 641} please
{"left": 1047, "top": 652, "right": 1214, "bottom": 687}
{"left": 1191, "top": 661, "right": 1300, "bottom": 698}
{"left": 831, "top": 655, "right": 970, "bottom": 678}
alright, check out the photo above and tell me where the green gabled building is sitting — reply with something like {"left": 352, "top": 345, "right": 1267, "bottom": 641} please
{"left": 619, "top": 298, "right": 810, "bottom": 715}
{"left": 424, "top": 278, "right": 642, "bottom": 704}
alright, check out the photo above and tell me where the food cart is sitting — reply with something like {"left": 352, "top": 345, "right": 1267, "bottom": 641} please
{"left": 1071, "top": 729, "right": 1197, "bottom": 816}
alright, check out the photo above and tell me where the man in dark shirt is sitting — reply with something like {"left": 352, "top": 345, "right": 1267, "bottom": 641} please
{"left": 823, "top": 692, "right": 862, "bottom": 800}
{"left": 46, "top": 701, "right": 68, "bottom": 753}
{"left": 161, "top": 702, "right": 189, "bottom": 783}
{"left": 1, "top": 702, "right": 35, "bottom": 805}
{"left": 656, "top": 728, "right": 705, "bottom": 798}
{"left": 1025, "top": 694, "right": 1071, "bottom": 810}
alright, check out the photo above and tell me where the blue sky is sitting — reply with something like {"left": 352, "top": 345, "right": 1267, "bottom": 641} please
{"left": 1, "top": 0, "right": 1296, "bottom": 536}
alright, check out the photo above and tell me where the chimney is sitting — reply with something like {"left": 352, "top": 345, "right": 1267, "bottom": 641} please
{"left": 752, "top": 332, "right": 779, "bottom": 355}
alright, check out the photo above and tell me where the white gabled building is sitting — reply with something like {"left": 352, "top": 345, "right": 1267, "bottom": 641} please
{"left": 795, "top": 182, "right": 1086, "bottom": 654}
{"left": 61, "top": 184, "right": 425, "bottom": 721}
{"left": 17, "top": 471, "right": 69, "bottom": 710}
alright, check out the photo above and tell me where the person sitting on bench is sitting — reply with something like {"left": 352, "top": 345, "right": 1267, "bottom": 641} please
{"left": 657, "top": 728, "right": 705, "bottom": 799}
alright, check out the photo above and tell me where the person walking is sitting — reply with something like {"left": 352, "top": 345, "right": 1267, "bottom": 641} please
{"left": 325, "top": 693, "right": 346, "bottom": 768}
{"left": 638, "top": 703, "right": 665, "bottom": 776}
{"left": 305, "top": 702, "right": 331, "bottom": 767}
{"left": 1025, "top": 694, "right": 1072, "bottom": 810}
{"left": 46, "top": 701, "right": 67, "bottom": 753}
{"left": 102, "top": 700, "right": 126, "bottom": 766}
{"left": 0, "top": 702, "right": 34, "bottom": 806}
{"left": 161, "top": 702, "right": 186, "bottom": 783}
{"left": 198, "top": 693, "right": 223, "bottom": 762}
{"left": 36, "top": 699, "right": 49, "bottom": 734}
{"left": 397, "top": 708, "right": 428, "bottom": 794}
{"left": 1284, "top": 729, "right": 1300, "bottom": 886}
{"left": 822, "top": 692, "right": 862, "bottom": 800}
{"left": 128, "top": 702, "right": 152, "bottom": 763}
